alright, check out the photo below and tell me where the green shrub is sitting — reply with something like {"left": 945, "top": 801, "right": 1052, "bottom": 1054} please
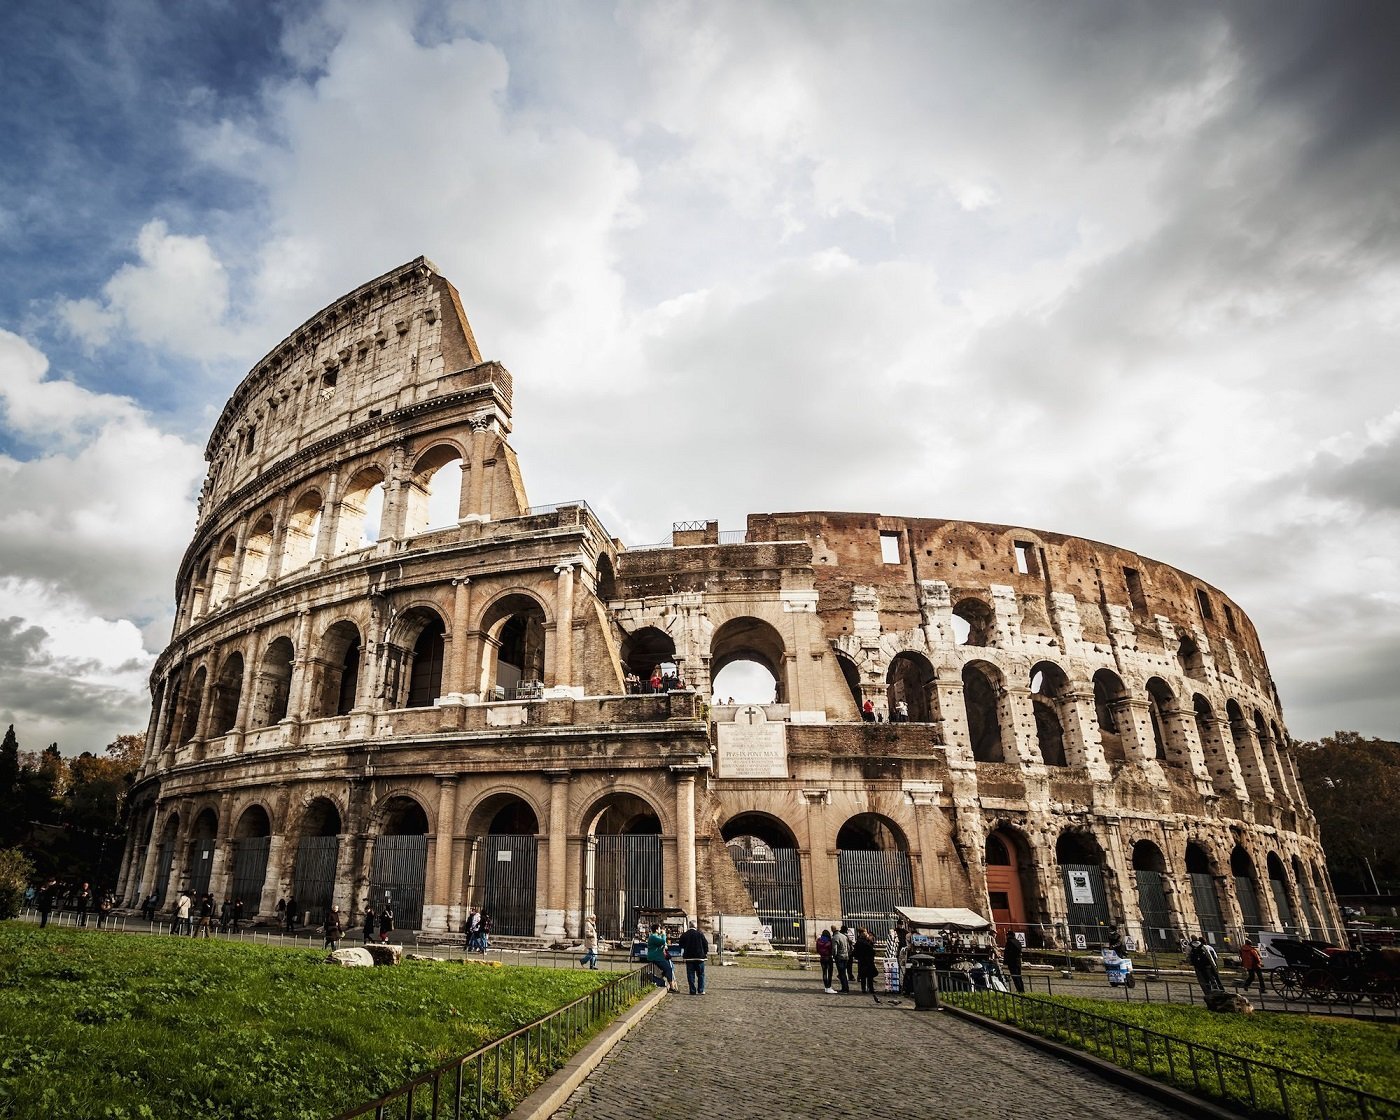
{"left": 0, "top": 851, "right": 33, "bottom": 921}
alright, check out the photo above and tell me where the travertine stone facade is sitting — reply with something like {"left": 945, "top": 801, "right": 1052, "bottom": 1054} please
{"left": 118, "top": 258, "right": 1339, "bottom": 951}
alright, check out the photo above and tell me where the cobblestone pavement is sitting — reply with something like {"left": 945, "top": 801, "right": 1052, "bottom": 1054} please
{"left": 551, "top": 965, "right": 1195, "bottom": 1120}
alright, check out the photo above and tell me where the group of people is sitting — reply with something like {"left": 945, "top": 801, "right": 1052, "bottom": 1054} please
{"left": 645, "top": 921, "right": 710, "bottom": 995}
{"left": 860, "top": 699, "right": 912, "bottom": 722}
{"left": 465, "top": 906, "right": 492, "bottom": 952}
{"left": 815, "top": 923, "right": 897, "bottom": 998}
{"left": 31, "top": 880, "right": 116, "bottom": 929}
{"left": 623, "top": 664, "right": 685, "bottom": 694}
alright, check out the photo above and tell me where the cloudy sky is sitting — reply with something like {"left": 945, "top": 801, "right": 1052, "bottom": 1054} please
{"left": 1, "top": 0, "right": 1396, "bottom": 753}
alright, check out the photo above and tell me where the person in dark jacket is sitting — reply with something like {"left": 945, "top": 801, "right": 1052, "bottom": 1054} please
{"left": 285, "top": 895, "right": 298, "bottom": 932}
{"left": 37, "top": 880, "right": 55, "bottom": 928}
{"left": 853, "top": 927, "right": 880, "bottom": 1000}
{"left": 75, "top": 882, "right": 91, "bottom": 927}
{"left": 1003, "top": 933, "right": 1025, "bottom": 992}
{"left": 362, "top": 900, "right": 377, "bottom": 942}
{"left": 678, "top": 921, "right": 709, "bottom": 995}
{"left": 379, "top": 903, "right": 394, "bottom": 943}
{"left": 323, "top": 908, "right": 344, "bottom": 950}
{"left": 816, "top": 929, "right": 835, "bottom": 993}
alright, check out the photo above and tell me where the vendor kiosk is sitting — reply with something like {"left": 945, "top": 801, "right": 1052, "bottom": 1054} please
{"left": 895, "top": 906, "right": 1003, "bottom": 1006}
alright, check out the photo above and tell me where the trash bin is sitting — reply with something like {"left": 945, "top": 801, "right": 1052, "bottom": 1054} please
{"left": 907, "top": 953, "right": 940, "bottom": 1010}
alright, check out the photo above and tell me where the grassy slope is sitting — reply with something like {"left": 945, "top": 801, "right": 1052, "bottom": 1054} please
{"left": 0, "top": 924, "right": 618, "bottom": 1120}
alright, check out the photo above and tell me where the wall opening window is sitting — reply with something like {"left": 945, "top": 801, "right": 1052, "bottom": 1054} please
{"left": 1196, "top": 588, "right": 1215, "bottom": 621}
{"left": 1223, "top": 602, "right": 1237, "bottom": 633}
{"left": 1124, "top": 567, "right": 1147, "bottom": 612}
{"left": 879, "top": 532, "right": 901, "bottom": 564}
{"left": 322, "top": 370, "right": 338, "bottom": 390}
{"left": 1013, "top": 541, "right": 1036, "bottom": 575}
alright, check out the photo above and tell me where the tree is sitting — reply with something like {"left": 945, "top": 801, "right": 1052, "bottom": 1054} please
{"left": 0, "top": 848, "right": 34, "bottom": 920}
{"left": 1295, "top": 731, "right": 1400, "bottom": 893}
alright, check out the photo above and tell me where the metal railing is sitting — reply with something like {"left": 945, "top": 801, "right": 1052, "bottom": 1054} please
{"left": 945, "top": 986, "right": 1400, "bottom": 1120}
{"left": 330, "top": 967, "right": 651, "bottom": 1120}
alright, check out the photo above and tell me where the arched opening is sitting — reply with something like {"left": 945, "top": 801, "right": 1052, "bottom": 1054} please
{"left": 1131, "top": 840, "right": 1175, "bottom": 950}
{"left": 835, "top": 813, "right": 913, "bottom": 940}
{"left": 405, "top": 614, "right": 446, "bottom": 708}
{"left": 1231, "top": 844, "right": 1263, "bottom": 936}
{"left": 1292, "top": 854, "right": 1323, "bottom": 936}
{"left": 292, "top": 798, "right": 342, "bottom": 927}
{"left": 620, "top": 626, "right": 677, "bottom": 692}
{"left": 710, "top": 617, "right": 786, "bottom": 704}
{"left": 466, "top": 795, "right": 541, "bottom": 937}
{"left": 594, "top": 554, "right": 616, "bottom": 602}
{"left": 186, "top": 807, "right": 219, "bottom": 898}
{"left": 230, "top": 805, "right": 271, "bottom": 916}
{"left": 178, "top": 667, "right": 207, "bottom": 744}
{"left": 1057, "top": 830, "right": 1112, "bottom": 945}
{"left": 238, "top": 514, "right": 275, "bottom": 592}
{"left": 250, "top": 637, "right": 294, "bottom": 727}
{"left": 189, "top": 558, "right": 210, "bottom": 620}
{"left": 281, "top": 490, "right": 323, "bottom": 572}
{"left": 208, "top": 535, "right": 237, "bottom": 608}
{"left": 335, "top": 467, "right": 387, "bottom": 553}
{"left": 480, "top": 594, "right": 547, "bottom": 700}
{"left": 1145, "top": 677, "right": 1174, "bottom": 762}
{"left": 404, "top": 444, "right": 464, "bottom": 536}
{"left": 1029, "top": 662, "right": 1069, "bottom": 767}
{"left": 153, "top": 814, "right": 180, "bottom": 905}
{"left": 951, "top": 597, "right": 995, "bottom": 647}
{"left": 1093, "top": 669, "right": 1127, "bottom": 763}
{"left": 1186, "top": 842, "right": 1225, "bottom": 942}
{"left": 1266, "top": 852, "right": 1294, "bottom": 932}
{"left": 314, "top": 620, "right": 362, "bottom": 718}
{"left": 887, "top": 652, "right": 937, "bottom": 723}
{"left": 985, "top": 827, "right": 1038, "bottom": 945}
{"left": 723, "top": 812, "right": 804, "bottom": 947}
{"left": 585, "top": 793, "right": 664, "bottom": 941}
{"left": 208, "top": 653, "right": 244, "bottom": 738}
{"left": 835, "top": 652, "right": 864, "bottom": 716}
{"left": 369, "top": 796, "right": 429, "bottom": 932}
{"left": 1254, "top": 709, "right": 1286, "bottom": 799}
{"left": 1178, "top": 635, "right": 1206, "bottom": 681}
{"left": 962, "top": 661, "right": 1005, "bottom": 763}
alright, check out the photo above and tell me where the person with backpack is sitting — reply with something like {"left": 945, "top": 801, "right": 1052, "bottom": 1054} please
{"left": 832, "top": 925, "right": 853, "bottom": 993}
{"left": 816, "top": 928, "right": 835, "bottom": 993}
{"left": 1188, "top": 935, "right": 1223, "bottom": 993}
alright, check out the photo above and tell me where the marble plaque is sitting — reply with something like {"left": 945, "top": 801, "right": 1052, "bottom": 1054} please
{"left": 717, "top": 706, "right": 788, "bottom": 779}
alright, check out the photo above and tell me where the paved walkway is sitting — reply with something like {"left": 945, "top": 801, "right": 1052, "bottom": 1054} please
{"left": 551, "top": 965, "right": 1194, "bottom": 1120}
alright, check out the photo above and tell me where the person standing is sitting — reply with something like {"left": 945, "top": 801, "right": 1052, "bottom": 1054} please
{"left": 285, "top": 895, "right": 298, "bottom": 933}
{"left": 379, "top": 903, "right": 394, "bottom": 943}
{"left": 175, "top": 890, "right": 192, "bottom": 935}
{"left": 275, "top": 897, "right": 286, "bottom": 927}
{"left": 219, "top": 898, "right": 233, "bottom": 933}
{"left": 75, "top": 882, "right": 91, "bottom": 928}
{"left": 478, "top": 911, "right": 492, "bottom": 953}
{"left": 893, "top": 699, "right": 909, "bottom": 723}
{"left": 832, "top": 925, "right": 853, "bottom": 993}
{"left": 647, "top": 923, "right": 677, "bottom": 992}
{"left": 141, "top": 894, "right": 157, "bottom": 923}
{"left": 196, "top": 893, "right": 215, "bottom": 938}
{"left": 465, "top": 906, "right": 482, "bottom": 952}
{"left": 37, "top": 880, "right": 55, "bottom": 929}
{"left": 232, "top": 898, "right": 244, "bottom": 930}
{"left": 853, "top": 927, "right": 879, "bottom": 999}
{"left": 678, "top": 921, "right": 709, "bottom": 995}
{"left": 1189, "top": 935, "right": 1223, "bottom": 993}
{"left": 816, "top": 928, "right": 835, "bottom": 993}
{"left": 96, "top": 892, "right": 112, "bottom": 930}
{"left": 1238, "top": 938, "right": 1266, "bottom": 995}
{"left": 1003, "top": 932, "right": 1025, "bottom": 993}
{"left": 362, "top": 900, "right": 377, "bottom": 943}
{"left": 579, "top": 915, "right": 599, "bottom": 969}
{"left": 323, "top": 908, "right": 344, "bottom": 951}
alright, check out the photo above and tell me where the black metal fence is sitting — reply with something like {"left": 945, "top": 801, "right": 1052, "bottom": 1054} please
{"left": 329, "top": 967, "right": 651, "bottom": 1120}
{"left": 945, "top": 986, "right": 1400, "bottom": 1120}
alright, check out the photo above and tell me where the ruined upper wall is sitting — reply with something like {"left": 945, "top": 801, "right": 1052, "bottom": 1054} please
{"left": 198, "top": 258, "right": 503, "bottom": 517}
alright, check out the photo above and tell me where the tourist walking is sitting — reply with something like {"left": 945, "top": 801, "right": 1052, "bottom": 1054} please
{"left": 466, "top": 906, "right": 482, "bottom": 951}
{"left": 1188, "top": 935, "right": 1223, "bottom": 993}
{"left": 679, "top": 921, "right": 709, "bottom": 995}
{"left": 285, "top": 895, "right": 298, "bottom": 932}
{"left": 853, "top": 927, "right": 879, "bottom": 999}
{"left": 647, "top": 923, "right": 677, "bottom": 992}
{"left": 379, "top": 903, "right": 394, "bottom": 943}
{"left": 275, "top": 897, "right": 286, "bottom": 927}
{"left": 832, "top": 925, "right": 853, "bottom": 993}
{"left": 580, "top": 914, "right": 599, "bottom": 969}
{"left": 362, "top": 900, "right": 377, "bottom": 943}
{"left": 219, "top": 898, "right": 233, "bottom": 933}
{"left": 1237, "top": 938, "right": 1265, "bottom": 995}
{"left": 37, "top": 879, "right": 55, "bottom": 928}
{"left": 232, "top": 898, "right": 244, "bottom": 930}
{"left": 323, "top": 908, "right": 344, "bottom": 951}
{"left": 175, "top": 890, "right": 192, "bottom": 935}
{"left": 816, "top": 928, "right": 835, "bottom": 993}
{"left": 141, "top": 893, "right": 157, "bottom": 923}
{"left": 196, "top": 893, "right": 215, "bottom": 937}
{"left": 1003, "top": 932, "right": 1025, "bottom": 993}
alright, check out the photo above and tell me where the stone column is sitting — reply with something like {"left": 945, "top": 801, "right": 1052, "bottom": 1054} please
{"left": 265, "top": 494, "right": 289, "bottom": 585}
{"left": 426, "top": 776, "right": 459, "bottom": 933}
{"left": 1001, "top": 685, "right": 1037, "bottom": 766}
{"left": 935, "top": 680, "right": 973, "bottom": 765}
{"left": 673, "top": 766, "right": 698, "bottom": 918}
{"left": 260, "top": 835, "right": 289, "bottom": 917}
{"left": 136, "top": 806, "right": 166, "bottom": 904}
{"left": 543, "top": 770, "right": 570, "bottom": 938}
{"left": 314, "top": 468, "right": 341, "bottom": 560}
{"left": 1117, "top": 697, "right": 1158, "bottom": 765}
{"left": 448, "top": 578, "right": 473, "bottom": 696}
{"left": 800, "top": 788, "right": 838, "bottom": 922}
{"left": 288, "top": 609, "right": 314, "bottom": 722}
{"left": 551, "top": 563, "right": 575, "bottom": 689}
{"left": 463, "top": 420, "right": 491, "bottom": 522}
{"left": 1061, "top": 686, "right": 1110, "bottom": 778}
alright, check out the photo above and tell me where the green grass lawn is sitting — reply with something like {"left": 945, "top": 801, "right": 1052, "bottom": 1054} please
{"left": 0, "top": 923, "right": 628, "bottom": 1120}
{"left": 945, "top": 989, "right": 1400, "bottom": 1118}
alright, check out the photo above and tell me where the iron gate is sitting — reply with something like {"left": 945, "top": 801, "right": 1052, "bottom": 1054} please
{"left": 1269, "top": 878, "right": 1294, "bottom": 932}
{"left": 1191, "top": 872, "right": 1225, "bottom": 941}
{"left": 588, "top": 834, "right": 663, "bottom": 941}
{"left": 154, "top": 844, "right": 174, "bottom": 905}
{"left": 292, "top": 835, "right": 340, "bottom": 926}
{"left": 1234, "top": 875, "right": 1263, "bottom": 935}
{"left": 728, "top": 844, "right": 805, "bottom": 947}
{"left": 1134, "top": 869, "right": 1177, "bottom": 950}
{"left": 188, "top": 838, "right": 215, "bottom": 897}
{"left": 837, "top": 849, "right": 913, "bottom": 940}
{"left": 1060, "top": 863, "right": 1112, "bottom": 944}
{"left": 230, "top": 837, "right": 270, "bottom": 915}
{"left": 369, "top": 834, "right": 427, "bottom": 931}
{"left": 473, "top": 835, "right": 538, "bottom": 937}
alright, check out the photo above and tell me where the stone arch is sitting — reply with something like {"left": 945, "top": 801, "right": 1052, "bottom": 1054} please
{"left": 583, "top": 790, "right": 664, "bottom": 836}
{"left": 594, "top": 554, "right": 617, "bottom": 602}
{"left": 1056, "top": 829, "right": 1113, "bottom": 945}
{"left": 464, "top": 791, "right": 542, "bottom": 937}
{"left": 1291, "top": 854, "right": 1323, "bottom": 936}
{"left": 1131, "top": 839, "right": 1176, "bottom": 950}
{"left": 464, "top": 790, "right": 543, "bottom": 836}
{"left": 1193, "top": 694, "right": 1236, "bottom": 795}
{"left": 1230, "top": 844, "right": 1264, "bottom": 935}
{"left": 1145, "top": 677, "right": 1175, "bottom": 762}
{"left": 189, "top": 556, "right": 210, "bottom": 619}
{"left": 962, "top": 660, "right": 1005, "bottom": 763}
{"left": 238, "top": 513, "right": 275, "bottom": 592}
{"left": 952, "top": 596, "right": 995, "bottom": 647}
{"left": 297, "top": 796, "right": 344, "bottom": 838}
{"left": 621, "top": 626, "right": 676, "bottom": 688}
{"left": 250, "top": 636, "right": 295, "bottom": 727}
{"left": 1029, "top": 661, "right": 1069, "bottom": 767}
{"left": 710, "top": 616, "right": 787, "bottom": 704}
{"left": 313, "top": 619, "right": 362, "bottom": 718}
{"left": 1185, "top": 840, "right": 1225, "bottom": 941}
{"left": 835, "top": 813, "right": 913, "bottom": 938}
{"left": 208, "top": 534, "right": 237, "bottom": 608}
{"left": 1092, "top": 669, "right": 1128, "bottom": 763}
{"left": 1226, "top": 698, "right": 1268, "bottom": 799}
{"left": 985, "top": 824, "right": 1041, "bottom": 944}
{"left": 1177, "top": 634, "right": 1206, "bottom": 682}
{"left": 289, "top": 796, "right": 343, "bottom": 926}
{"left": 369, "top": 793, "right": 430, "bottom": 932}
{"left": 887, "top": 651, "right": 938, "bottom": 723}
{"left": 334, "top": 465, "right": 387, "bottom": 553}
{"left": 582, "top": 790, "right": 666, "bottom": 941}
{"left": 404, "top": 442, "right": 465, "bottom": 536}
{"left": 208, "top": 651, "right": 245, "bottom": 737}
{"left": 834, "top": 650, "right": 864, "bottom": 715}
{"left": 185, "top": 806, "right": 220, "bottom": 897}
{"left": 153, "top": 812, "right": 181, "bottom": 904}
{"left": 384, "top": 606, "right": 447, "bottom": 709}
{"left": 836, "top": 812, "right": 909, "bottom": 852}
{"left": 478, "top": 591, "right": 549, "bottom": 697}
{"left": 722, "top": 811, "right": 805, "bottom": 947}
{"left": 1265, "top": 851, "right": 1295, "bottom": 931}
{"left": 281, "top": 488, "right": 323, "bottom": 572}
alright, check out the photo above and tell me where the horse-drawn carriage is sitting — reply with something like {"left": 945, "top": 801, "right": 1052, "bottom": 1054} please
{"left": 1268, "top": 937, "right": 1399, "bottom": 1006}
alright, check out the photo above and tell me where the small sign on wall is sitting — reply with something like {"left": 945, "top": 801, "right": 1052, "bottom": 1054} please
{"left": 1074, "top": 933, "right": 1087, "bottom": 950}
{"left": 496, "top": 850, "right": 512, "bottom": 862}
{"left": 1068, "top": 870, "right": 1094, "bottom": 904}
{"left": 716, "top": 706, "right": 788, "bottom": 779}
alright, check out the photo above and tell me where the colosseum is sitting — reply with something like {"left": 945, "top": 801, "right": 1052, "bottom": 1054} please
{"left": 116, "top": 256, "right": 1340, "bottom": 953}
